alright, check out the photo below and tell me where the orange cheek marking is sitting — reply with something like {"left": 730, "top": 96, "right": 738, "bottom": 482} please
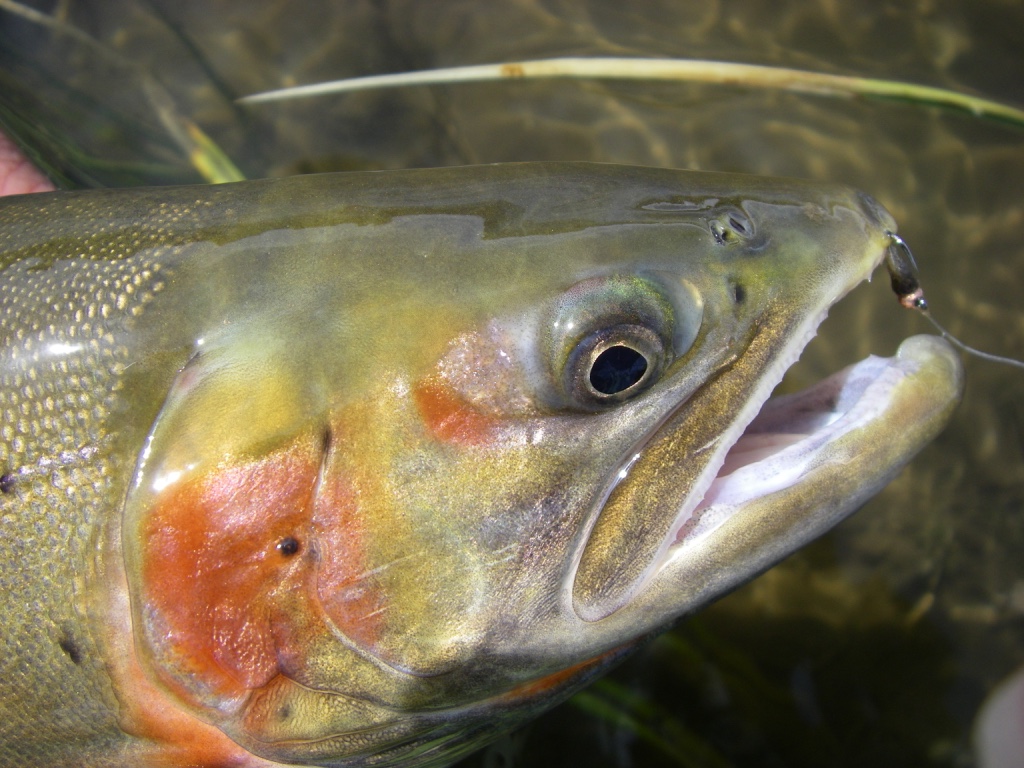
{"left": 114, "top": 646, "right": 273, "bottom": 768}
{"left": 137, "top": 418, "right": 392, "bottom": 712}
{"left": 140, "top": 435, "right": 321, "bottom": 701}
{"left": 105, "top": 536, "right": 279, "bottom": 767}
{"left": 414, "top": 379, "right": 501, "bottom": 447}
{"left": 500, "top": 646, "right": 632, "bottom": 701}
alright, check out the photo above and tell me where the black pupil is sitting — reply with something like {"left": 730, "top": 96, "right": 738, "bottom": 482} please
{"left": 589, "top": 345, "right": 648, "bottom": 395}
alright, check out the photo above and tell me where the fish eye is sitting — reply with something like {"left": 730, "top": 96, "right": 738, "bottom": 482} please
{"left": 547, "top": 274, "right": 703, "bottom": 410}
{"left": 568, "top": 325, "right": 665, "bottom": 404}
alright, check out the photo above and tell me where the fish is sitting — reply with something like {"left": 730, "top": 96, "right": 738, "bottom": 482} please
{"left": 0, "top": 161, "right": 962, "bottom": 767}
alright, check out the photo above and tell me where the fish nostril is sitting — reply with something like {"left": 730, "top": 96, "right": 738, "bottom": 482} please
{"left": 855, "top": 191, "right": 896, "bottom": 231}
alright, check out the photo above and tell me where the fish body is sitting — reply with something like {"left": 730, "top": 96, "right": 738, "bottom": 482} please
{"left": 0, "top": 162, "right": 962, "bottom": 767}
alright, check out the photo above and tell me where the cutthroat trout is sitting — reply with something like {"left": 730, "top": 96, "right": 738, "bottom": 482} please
{"left": 0, "top": 162, "right": 962, "bottom": 767}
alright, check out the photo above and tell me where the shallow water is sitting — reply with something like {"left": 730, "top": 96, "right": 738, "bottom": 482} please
{"left": 1, "top": 1, "right": 1022, "bottom": 765}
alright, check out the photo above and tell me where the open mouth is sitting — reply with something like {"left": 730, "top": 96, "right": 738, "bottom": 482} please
{"left": 668, "top": 334, "right": 958, "bottom": 549}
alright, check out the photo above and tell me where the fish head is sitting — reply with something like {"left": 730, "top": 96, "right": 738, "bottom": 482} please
{"left": 116, "top": 165, "right": 962, "bottom": 765}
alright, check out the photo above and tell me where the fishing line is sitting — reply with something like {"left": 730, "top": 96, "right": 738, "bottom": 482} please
{"left": 885, "top": 232, "right": 1024, "bottom": 371}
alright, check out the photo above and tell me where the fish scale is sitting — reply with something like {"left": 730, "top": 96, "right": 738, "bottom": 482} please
{"left": 0, "top": 200, "right": 179, "bottom": 766}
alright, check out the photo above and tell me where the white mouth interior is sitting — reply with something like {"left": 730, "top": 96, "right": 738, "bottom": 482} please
{"left": 677, "top": 351, "right": 917, "bottom": 544}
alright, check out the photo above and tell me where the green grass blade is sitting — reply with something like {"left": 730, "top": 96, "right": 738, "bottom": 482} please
{"left": 570, "top": 678, "right": 732, "bottom": 768}
{"left": 0, "top": 0, "right": 245, "bottom": 184}
{"left": 239, "top": 56, "right": 1024, "bottom": 131}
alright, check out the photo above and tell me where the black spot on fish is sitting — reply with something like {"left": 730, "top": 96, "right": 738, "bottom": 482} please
{"left": 0, "top": 474, "right": 15, "bottom": 494}
{"left": 732, "top": 282, "right": 747, "bottom": 304}
{"left": 278, "top": 704, "right": 291, "bottom": 721}
{"left": 58, "top": 635, "right": 83, "bottom": 665}
{"left": 277, "top": 537, "right": 300, "bottom": 557}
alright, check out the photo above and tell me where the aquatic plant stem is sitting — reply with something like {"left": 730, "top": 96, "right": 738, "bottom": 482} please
{"left": 0, "top": 0, "right": 245, "bottom": 184}
{"left": 238, "top": 57, "right": 1024, "bottom": 131}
